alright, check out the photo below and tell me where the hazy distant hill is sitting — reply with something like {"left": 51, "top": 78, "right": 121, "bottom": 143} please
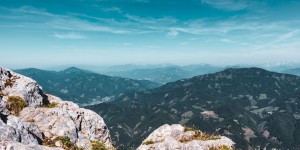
{"left": 105, "top": 64, "right": 224, "bottom": 84}
{"left": 16, "top": 67, "right": 160, "bottom": 105}
{"left": 282, "top": 67, "right": 300, "bottom": 76}
{"left": 86, "top": 68, "right": 300, "bottom": 149}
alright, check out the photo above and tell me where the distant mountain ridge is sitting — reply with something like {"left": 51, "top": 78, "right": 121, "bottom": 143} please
{"left": 105, "top": 64, "right": 224, "bottom": 84}
{"left": 282, "top": 67, "right": 300, "bottom": 76}
{"left": 86, "top": 67, "right": 300, "bottom": 149}
{"left": 15, "top": 67, "right": 160, "bottom": 105}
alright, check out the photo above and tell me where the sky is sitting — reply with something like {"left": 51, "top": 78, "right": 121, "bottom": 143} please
{"left": 1, "top": 0, "right": 300, "bottom": 68}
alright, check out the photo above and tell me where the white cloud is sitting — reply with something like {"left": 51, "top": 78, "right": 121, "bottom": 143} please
{"left": 53, "top": 32, "right": 87, "bottom": 39}
{"left": 102, "top": 7, "right": 122, "bottom": 13}
{"left": 254, "top": 30, "right": 299, "bottom": 50}
{"left": 275, "top": 30, "right": 299, "bottom": 43}
{"left": 201, "top": 0, "right": 253, "bottom": 11}
{"left": 167, "top": 30, "right": 179, "bottom": 37}
{"left": 220, "top": 38, "right": 235, "bottom": 43}
{"left": 0, "top": 6, "right": 130, "bottom": 34}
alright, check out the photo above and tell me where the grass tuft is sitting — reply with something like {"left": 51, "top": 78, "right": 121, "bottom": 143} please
{"left": 26, "top": 118, "right": 35, "bottom": 122}
{"left": 143, "top": 140, "right": 154, "bottom": 145}
{"left": 42, "top": 136, "right": 83, "bottom": 150}
{"left": 180, "top": 126, "right": 221, "bottom": 143}
{"left": 209, "top": 145, "right": 232, "bottom": 150}
{"left": 56, "top": 136, "right": 77, "bottom": 150}
{"left": 91, "top": 141, "right": 112, "bottom": 150}
{"left": 7, "top": 96, "right": 26, "bottom": 116}
{"left": 41, "top": 102, "right": 58, "bottom": 108}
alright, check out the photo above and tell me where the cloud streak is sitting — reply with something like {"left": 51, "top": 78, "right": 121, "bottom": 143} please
{"left": 53, "top": 32, "right": 87, "bottom": 39}
{"left": 201, "top": 0, "right": 253, "bottom": 11}
{"left": 0, "top": 6, "right": 130, "bottom": 34}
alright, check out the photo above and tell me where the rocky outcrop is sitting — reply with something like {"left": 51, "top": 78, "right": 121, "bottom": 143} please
{"left": 0, "top": 141, "right": 63, "bottom": 150}
{"left": 0, "top": 67, "right": 113, "bottom": 149}
{"left": 137, "top": 124, "right": 234, "bottom": 150}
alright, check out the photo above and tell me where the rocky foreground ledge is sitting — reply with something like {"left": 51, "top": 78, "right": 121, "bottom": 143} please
{"left": 0, "top": 67, "right": 113, "bottom": 150}
{"left": 137, "top": 124, "right": 235, "bottom": 150}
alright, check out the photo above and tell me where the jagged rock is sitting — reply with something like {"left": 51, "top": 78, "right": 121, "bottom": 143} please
{"left": 0, "top": 67, "right": 47, "bottom": 115}
{"left": 19, "top": 95, "right": 112, "bottom": 149}
{"left": 0, "top": 67, "right": 113, "bottom": 149}
{"left": 137, "top": 124, "right": 234, "bottom": 150}
{"left": 0, "top": 115, "right": 42, "bottom": 145}
{"left": 0, "top": 141, "right": 63, "bottom": 150}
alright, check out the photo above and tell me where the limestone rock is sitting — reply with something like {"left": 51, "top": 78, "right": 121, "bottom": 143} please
{"left": 0, "top": 67, "right": 113, "bottom": 149}
{"left": 0, "top": 141, "right": 63, "bottom": 150}
{"left": 0, "top": 115, "right": 41, "bottom": 145}
{"left": 0, "top": 67, "right": 47, "bottom": 115}
{"left": 137, "top": 124, "right": 235, "bottom": 150}
{"left": 19, "top": 95, "right": 112, "bottom": 149}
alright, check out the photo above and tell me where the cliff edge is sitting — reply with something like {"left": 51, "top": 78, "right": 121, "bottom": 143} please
{"left": 0, "top": 67, "right": 113, "bottom": 150}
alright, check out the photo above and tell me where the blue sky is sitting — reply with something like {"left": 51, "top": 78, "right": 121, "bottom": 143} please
{"left": 1, "top": 0, "right": 300, "bottom": 68}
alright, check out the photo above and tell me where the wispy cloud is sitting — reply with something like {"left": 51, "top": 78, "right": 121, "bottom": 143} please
{"left": 274, "top": 30, "right": 299, "bottom": 43}
{"left": 166, "top": 30, "right": 179, "bottom": 37}
{"left": 53, "top": 32, "right": 87, "bottom": 39}
{"left": 220, "top": 38, "right": 235, "bottom": 43}
{"left": 102, "top": 7, "right": 122, "bottom": 13}
{"left": 0, "top": 6, "right": 130, "bottom": 34}
{"left": 254, "top": 30, "right": 300, "bottom": 50}
{"left": 201, "top": 0, "right": 253, "bottom": 11}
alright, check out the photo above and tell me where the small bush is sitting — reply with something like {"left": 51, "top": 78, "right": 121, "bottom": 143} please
{"left": 143, "top": 140, "right": 154, "bottom": 145}
{"left": 41, "top": 102, "right": 58, "bottom": 108}
{"left": 7, "top": 96, "right": 26, "bottom": 116}
{"left": 180, "top": 126, "right": 221, "bottom": 143}
{"left": 218, "top": 145, "right": 231, "bottom": 150}
{"left": 43, "top": 136, "right": 82, "bottom": 150}
{"left": 184, "top": 126, "right": 198, "bottom": 132}
{"left": 56, "top": 136, "right": 77, "bottom": 150}
{"left": 91, "top": 141, "right": 110, "bottom": 150}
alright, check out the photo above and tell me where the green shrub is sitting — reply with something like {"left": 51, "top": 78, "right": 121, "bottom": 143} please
{"left": 91, "top": 141, "right": 111, "bottom": 150}
{"left": 184, "top": 126, "right": 198, "bottom": 132}
{"left": 218, "top": 145, "right": 231, "bottom": 150}
{"left": 143, "top": 140, "right": 154, "bottom": 145}
{"left": 7, "top": 96, "right": 26, "bottom": 116}
{"left": 56, "top": 136, "right": 77, "bottom": 150}
{"left": 41, "top": 102, "right": 58, "bottom": 108}
{"left": 43, "top": 136, "right": 82, "bottom": 150}
{"left": 180, "top": 126, "right": 221, "bottom": 143}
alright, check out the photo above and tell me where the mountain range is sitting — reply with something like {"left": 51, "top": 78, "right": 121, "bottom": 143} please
{"left": 13, "top": 65, "right": 300, "bottom": 149}
{"left": 15, "top": 67, "right": 160, "bottom": 105}
{"left": 104, "top": 65, "right": 224, "bottom": 84}
{"left": 282, "top": 67, "right": 300, "bottom": 76}
{"left": 0, "top": 66, "right": 235, "bottom": 150}
{"left": 86, "top": 67, "right": 300, "bottom": 149}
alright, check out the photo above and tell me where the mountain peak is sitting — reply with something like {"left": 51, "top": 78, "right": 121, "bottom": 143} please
{"left": 223, "top": 67, "right": 268, "bottom": 73}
